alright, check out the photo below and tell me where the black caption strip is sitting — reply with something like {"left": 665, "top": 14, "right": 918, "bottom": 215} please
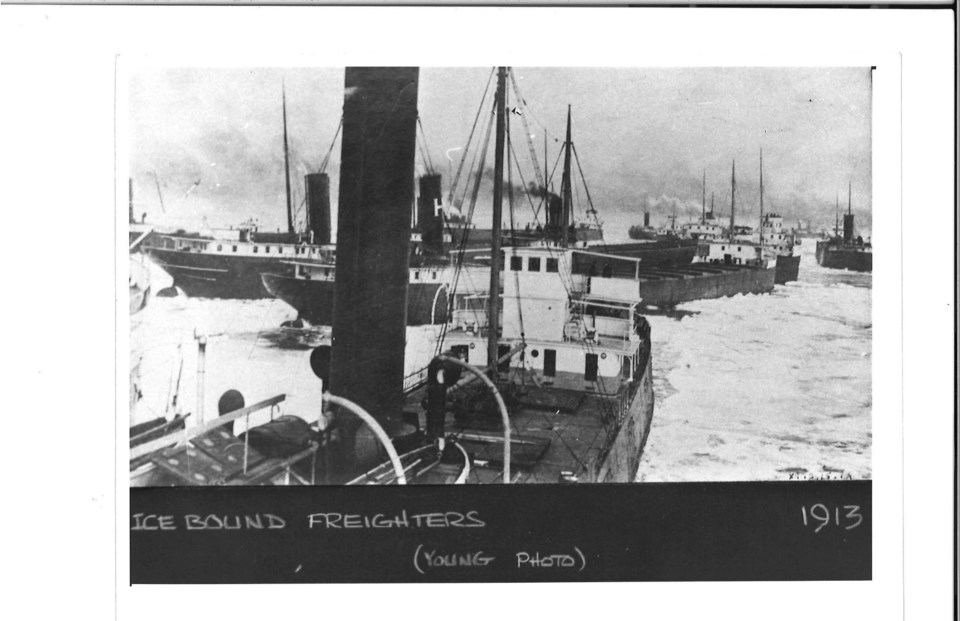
{"left": 130, "top": 481, "right": 870, "bottom": 583}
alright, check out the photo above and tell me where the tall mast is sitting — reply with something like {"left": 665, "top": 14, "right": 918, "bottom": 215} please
{"left": 487, "top": 67, "right": 508, "bottom": 381}
{"left": 729, "top": 159, "right": 736, "bottom": 243}
{"left": 701, "top": 169, "right": 706, "bottom": 224}
{"left": 544, "top": 132, "right": 548, "bottom": 194}
{"left": 282, "top": 84, "right": 294, "bottom": 234}
{"left": 560, "top": 104, "right": 573, "bottom": 245}
{"left": 759, "top": 149, "right": 764, "bottom": 250}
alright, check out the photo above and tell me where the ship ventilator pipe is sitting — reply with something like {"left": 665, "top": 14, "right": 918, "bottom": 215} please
{"left": 437, "top": 355, "right": 511, "bottom": 483}
{"left": 323, "top": 392, "right": 407, "bottom": 485}
{"left": 430, "top": 283, "right": 449, "bottom": 325}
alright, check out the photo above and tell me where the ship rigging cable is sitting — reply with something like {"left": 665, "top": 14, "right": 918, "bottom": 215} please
{"left": 507, "top": 70, "right": 545, "bottom": 190}
{"left": 571, "top": 143, "right": 606, "bottom": 252}
{"left": 318, "top": 117, "right": 343, "bottom": 174}
{"left": 447, "top": 67, "right": 495, "bottom": 205}
{"left": 417, "top": 116, "right": 436, "bottom": 175}
{"left": 434, "top": 94, "right": 496, "bottom": 357}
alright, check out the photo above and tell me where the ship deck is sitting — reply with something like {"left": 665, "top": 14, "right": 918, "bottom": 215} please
{"left": 403, "top": 381, "right": 629, "bottom": 484}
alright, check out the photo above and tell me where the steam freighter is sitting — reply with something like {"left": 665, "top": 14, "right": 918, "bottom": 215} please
{"left": 143, "top": 90, "right": 335, "bottom": 299}
{"left": 816, "top": 184, "right": 872, "bottom": 272}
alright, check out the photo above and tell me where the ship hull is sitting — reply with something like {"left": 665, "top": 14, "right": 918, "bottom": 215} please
{"left": 574, "top": 239, "right": 698, "bottom": 271}
{"left": 815, "top": 242, "right": 873, "bottom": 272}
{"left": 145, "top": 248, "right": 292, "bottom": 299}
{"left": 636, "top": 264, "right": 776, "bottom": 307}
{"left": 593, "top": 353, "right": 655, "bottom": 483}
{"left": 262, "top": 272, "right": 449, "bottom": 326}
{"left": 774, "top": 253, "right": 801, "bottom": 284}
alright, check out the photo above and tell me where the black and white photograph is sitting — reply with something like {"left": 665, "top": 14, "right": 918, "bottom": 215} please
{"left": 3, "top": 4, "right": 954, "bottom": 619}
{"left": 128, "top": 65, "right": 872, "bottom": 487}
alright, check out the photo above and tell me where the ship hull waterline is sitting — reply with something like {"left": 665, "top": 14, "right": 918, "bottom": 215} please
{"left": 262, "top": 272, "right": 450, "bottom": 326}
{"left": 774, "top": 253, "right": 801, "bottom": 284}
{"left": 145, "top": 247, "right": 294, "bottom": 299}
{"left": 815, "top": 242, "right": 873, "bottom": 272}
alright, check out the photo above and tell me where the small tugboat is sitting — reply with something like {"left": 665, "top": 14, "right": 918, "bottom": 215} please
{"left": 815, "top": 183, "right": 872, "bottom": 272}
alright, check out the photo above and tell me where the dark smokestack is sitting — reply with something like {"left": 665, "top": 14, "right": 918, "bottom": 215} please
{"left": 546, "top": 192, "right": 563, "bottom": 230}
{"left": 304, "top": 172, "right": 331, "bottom": 244}
{"left": 417, "top": 173, "right": 443, "bottom": 253}
{"left": 843, "top": 183, "right": 854, "bottom": 242}
{"left": 643, "top": 211, "right": 650, "bottom": 228}
{"left": 329, "top": 67, "right": 419, "bottom": 476}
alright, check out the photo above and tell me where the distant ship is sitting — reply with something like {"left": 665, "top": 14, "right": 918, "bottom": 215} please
{"left": 583, "top": 159, "right": 776, "bottom": 309}
{"left": 732, "top": 152, "right": 801, "bottom": 285}
{"left": 128, "top": 179, "right": 154, "bottom": 251}
{"left": 143, "top": 89, "right": 335, "bottom": 299}
{"left": 816, "top": 183, "right": 872, "bottom": 272}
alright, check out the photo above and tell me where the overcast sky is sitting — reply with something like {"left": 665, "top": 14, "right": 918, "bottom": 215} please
{"left": 129, "top": 66, "right": 872, "bottom": 239}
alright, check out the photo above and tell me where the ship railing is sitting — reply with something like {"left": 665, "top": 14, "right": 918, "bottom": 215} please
{"left": 403, "top": 367, "right": 430, "bottom": 393}
{"left": 130, "top": 394, "right": 321, "bottom": 484}
{"left": 130, "top": 394, "right": 286, "bottom": 463}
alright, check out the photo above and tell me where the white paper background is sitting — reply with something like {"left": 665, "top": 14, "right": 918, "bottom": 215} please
{"left": 1, "top": 6, "right": 953, "bottom": 620}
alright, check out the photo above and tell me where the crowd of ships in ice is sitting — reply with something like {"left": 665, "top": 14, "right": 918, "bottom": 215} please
{"left": 128, "top": 67, "right": 871, "bottom": 486}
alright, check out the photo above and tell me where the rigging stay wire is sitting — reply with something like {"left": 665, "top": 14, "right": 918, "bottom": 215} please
{"left": 507, "top": 70, "right": 545, "bottom": 190}
{"left": 318, "top": 117, "right": 342, "bottom": 174}
{"left": 434, "top": 96, "right": 496, "bottom": 357}
{"left": 417, "top": 116, "right": 436, "bottom": 175}
{"left": 447, "top": 67, "right": 496, "bottom": 205}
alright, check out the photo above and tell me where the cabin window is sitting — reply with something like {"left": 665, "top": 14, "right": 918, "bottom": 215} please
{"left": 451, "top": 344, "right": 469, "bottom": 361}
{"left": 414, "top": 272, "right": 420, "bottom": 280}
{"left": 277, "top": 247, "right": 283, "bottom": 254}
{"left": 721, "top": 245, "right": 725, "bottom": 251}
{"left": 510, "top": 256, "right": 523, "bottom": 271}
{"left": 217, "top": 244, "right": 222, "bottom": 251}
{"left": 621, "top": 355, "right": 632, "bottom": 379}
{"left": 584, "top": 353, "right": 599, "bottom": 382}
{"left": 253, "top": 246, "right": 258, "bottom": 253}
{"left": 432, "top": 271, "right": 437, "bottom": 280}
{"left": 232, "top": 245, "right": 237, "bottom": 252}
{"left": 497, "top": 345, "right": 511, "bottom": 373}
{"left": 546, "top": 258, "right": 559, "bottom": 273}
{"left": 738, "top": 246, "right": 742, "bottom": 251}
{"left": 265, "top": 246, "right": 270, "bottom": 254}
{"left": 528, "top": 257, "right": 541, "bottom": 272}
{"left": 324, "top": 269, "right": 331, "bottom": 277}
{"left": 543, "top": 349, "right": 556, "bottom": 377}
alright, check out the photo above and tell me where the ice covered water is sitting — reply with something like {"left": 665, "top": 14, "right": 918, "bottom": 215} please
{"left": 129, "top": 261, "right": 442, "bottom": 436}
{"left": 129, "top": 241, "right": 870, "bottom": 481}
{"left": 638, "top": 242, "right": 871, "bottom": 481}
